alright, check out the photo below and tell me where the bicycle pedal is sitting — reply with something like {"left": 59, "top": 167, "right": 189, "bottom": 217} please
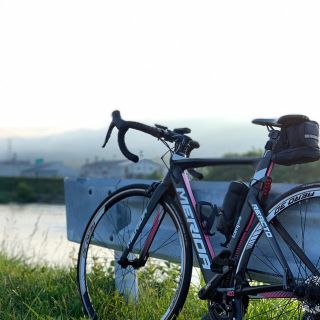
{"left": 198, "top": 267, "right": 229, "bottom": 300}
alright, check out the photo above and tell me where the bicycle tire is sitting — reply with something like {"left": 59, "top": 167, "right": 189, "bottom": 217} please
{"left": 236, "top": 183, "right": 320, "bottom": 319}
{"left": 77, "top": 184, "right": 193, "bottom": 320}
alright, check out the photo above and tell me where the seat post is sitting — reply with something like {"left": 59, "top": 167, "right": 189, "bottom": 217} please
{"left": 265, "top": 129, "right": 280, "bottom": 152}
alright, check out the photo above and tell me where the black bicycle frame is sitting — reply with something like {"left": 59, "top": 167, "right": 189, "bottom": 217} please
{"left": 120, "top": 150, "right": 319, "bottom": 293}
{"left": 120, "top": 153, "right": 258, "bottom": 281}
{"left": 169, "top": 151, "right": 295, "bottom": 284}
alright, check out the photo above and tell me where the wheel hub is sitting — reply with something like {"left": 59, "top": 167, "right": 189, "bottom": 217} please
{"left": 117, "top": 257, "right": 142, "bottom": 269}
{"left": 302, "top": 276, "right": 320, "bottom": 314}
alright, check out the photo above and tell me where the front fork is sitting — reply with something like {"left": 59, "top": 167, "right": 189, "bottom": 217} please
{"left": 118, "top": 181, "right": 168, "bottom": 269}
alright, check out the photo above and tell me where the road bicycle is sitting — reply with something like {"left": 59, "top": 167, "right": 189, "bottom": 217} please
{"left": 77, "top": 110, "right": 320, "bottom": 319}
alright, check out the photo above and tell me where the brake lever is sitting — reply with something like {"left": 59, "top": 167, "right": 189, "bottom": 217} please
{"left": 102, "top": 122, "right": 115, "bottom": 148}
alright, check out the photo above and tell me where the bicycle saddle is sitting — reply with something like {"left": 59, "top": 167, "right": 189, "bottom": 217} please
{"left": 252, "top": 114, "right": 309, "bottom": 127}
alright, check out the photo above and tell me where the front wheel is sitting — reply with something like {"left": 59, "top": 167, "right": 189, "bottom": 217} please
{"left": 236, "top": 183, "right": 320, "bottom": 319}
{"left": 77, "top": 184, "right": 193, "bottom": 320}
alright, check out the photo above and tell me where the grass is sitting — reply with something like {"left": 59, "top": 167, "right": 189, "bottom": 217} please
{"left": 0, "top": 251, "right": 306, "bottom": 319}
{"left": 0, "top": 252, "right": 207, "bottom": 320}
{"left": 84, "top": 260, "right": 208, "bottom": 320}
{"left": 0, "top": 252, "right": 84, "bottom": 320}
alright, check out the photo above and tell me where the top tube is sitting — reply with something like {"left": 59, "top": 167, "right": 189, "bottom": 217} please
{"left": 171, "top": 157, "right": 260, "bottom": 170}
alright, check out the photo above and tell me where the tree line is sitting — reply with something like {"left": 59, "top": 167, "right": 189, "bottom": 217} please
{"left": 202, "top": 149, "right": 320, "bottom": 184}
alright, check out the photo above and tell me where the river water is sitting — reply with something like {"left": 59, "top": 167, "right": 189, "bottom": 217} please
{"left": 0, "top": 203, "right": 78, "bottom": 266}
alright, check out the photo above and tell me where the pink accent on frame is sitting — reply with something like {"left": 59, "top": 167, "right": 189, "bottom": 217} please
{"left": 182, "top": 172, "right": 215, "bottom": 258}
{"left": 140, "top": 208, "right": 162, "bottom": 259}
{"left": 234, "top": 213, "right": 255, "bottom": 257}
{"left": 267, "top": 161, "right": 274, "bottom": 177}
{"left": 259, "top": 291, "right": 295, "bottom": 299}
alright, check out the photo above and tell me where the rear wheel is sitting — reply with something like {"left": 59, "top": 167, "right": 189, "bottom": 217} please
{"left": 237, "top": 184, "right": 320, "bottom": 319}
{"left": 77, "top": 184, "right": 192, "bottom": 319}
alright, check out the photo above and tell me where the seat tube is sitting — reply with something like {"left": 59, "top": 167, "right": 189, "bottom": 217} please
{"left": 228, "top": 150, "right": 274, "bottom": 256}
{"left": 250, "top": 150, "right": 274, "bottom": 187}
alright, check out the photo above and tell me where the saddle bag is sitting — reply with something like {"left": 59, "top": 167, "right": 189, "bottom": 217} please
{"left": 272, "top": 116, "right": 320, "bottom": 166}
{"left": 217, "top": 181, "right": 249, "bottom": 244}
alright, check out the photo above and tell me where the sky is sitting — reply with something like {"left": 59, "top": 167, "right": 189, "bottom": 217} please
{"left": 1, "top": 1, "right": 320, "bottom": 138}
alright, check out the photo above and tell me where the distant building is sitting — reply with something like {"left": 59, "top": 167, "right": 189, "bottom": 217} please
{"left": 80, "top": 160, "right": 131, "bottom": 178}
{"left": 80, "top": 159, "right": 164, "bottom": 179}
{"left": 126, "top": 159, "right": 164, "bottom": 178}
{"left": 21, "top": 161, "right": 79, "bottom": 178}
{"left": 0, "top": 159, "right": 32, "bottom": 177}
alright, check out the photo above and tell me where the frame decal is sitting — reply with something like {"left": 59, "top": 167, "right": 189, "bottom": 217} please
{"left": 244, "top": 189, "right": 320, "bottom": 251}
{"left": 176, "top": 187, "right": 211, "bottom": 270}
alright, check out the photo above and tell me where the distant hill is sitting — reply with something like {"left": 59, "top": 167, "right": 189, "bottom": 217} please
{"left": 0, "top": 118, "right": 267, "bottom": 168}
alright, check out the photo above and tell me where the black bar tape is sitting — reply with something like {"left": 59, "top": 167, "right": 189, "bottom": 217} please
{"left": 127, "top": 121, "right": 163, "bottom": 139}
{"left": 118, "top": 128, "right": 139, "bottom": 163}
{"left": 108, "top": 109, "right": 188, "bottom": 162}
{"left": 112, "top": 110, "right": 125, "bottom": 129}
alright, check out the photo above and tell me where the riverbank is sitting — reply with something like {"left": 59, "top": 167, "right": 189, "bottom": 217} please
{"left": 0, "top": 203, "right": 78, "bottom": 267}
{"left": 0, "top": 177, "right": 64, "bottom": 204}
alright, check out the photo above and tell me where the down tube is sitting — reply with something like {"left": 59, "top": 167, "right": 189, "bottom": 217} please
{"left": 173, "top": 171, "right": 215, "bottom": 282}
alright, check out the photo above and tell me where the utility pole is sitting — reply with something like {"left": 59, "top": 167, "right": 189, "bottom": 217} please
{"left": 7, "top": 138, "right": 12, "bottom": 161}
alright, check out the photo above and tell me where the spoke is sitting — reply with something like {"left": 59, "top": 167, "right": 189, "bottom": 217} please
{"left": 106, "top": 203, "right": 130, "bottom": 249}
{"left": 247, "top": 299, "right": 300, "bottom": 319}
{"left": 277, "top": 303, "right": 297, "bottom": 319}
{"left": 137, "top": 207, "right": 165, "bottom": 246}
{"left": 272, "top": 221, "right": 306, "bottom": 284}
{"left": 123, "top": 197, "right": 134, "bottom": 249}
{"left": 149, "top": 232, "right": 178, "bottom": 255}
{"left": 128, "top": 268, "right": 136, "bottom": 296}
{"left": 138, "top": 197, "right": 147, "bottom": 251}
{"left": 245, "top": 197, "right": 320, "bottom": 320}
{"left": 110, "top": 197, "right": 156, "bottom": 255}
{"left": 253, "top": 244, "right": 282, "bottom": 277}
{"left": 247, "top": 302, "right": 276, "bottom": 318}
{"left": 118, "top": 264, "right": 137, "bottom": 279}
{"left": 299, "top": 202, "right": 309, "bottom": 278}
{"left": 297, "top": 203, "right": 307, "bottom": 280}
{"left": 289, "top": 246, "right": 308, "bottom": 282}
{"left": 82, "top": 189, "right": 186, "bottom": 319}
